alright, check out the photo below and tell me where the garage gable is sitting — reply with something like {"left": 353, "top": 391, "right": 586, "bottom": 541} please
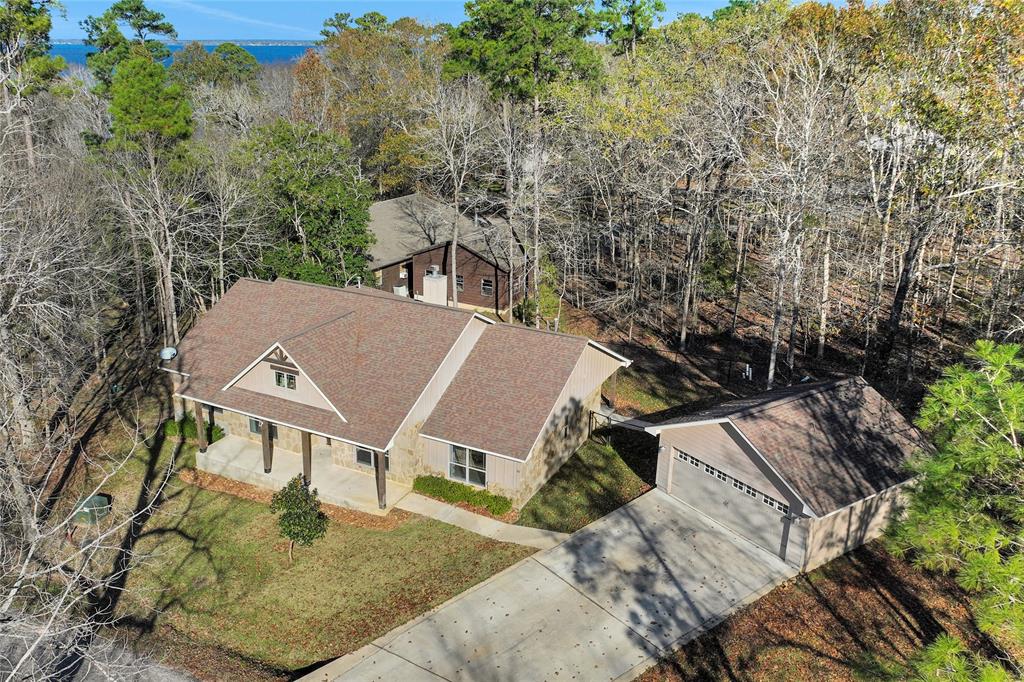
{"left": 657, "top": 421, "right": 794, "bottom": 505}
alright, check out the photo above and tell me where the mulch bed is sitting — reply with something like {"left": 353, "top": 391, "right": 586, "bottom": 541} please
{"left": 178, "top": 468, "right": 412, "bottom": 531}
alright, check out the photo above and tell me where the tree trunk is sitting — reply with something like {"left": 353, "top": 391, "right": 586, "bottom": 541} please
{"left": 730, "top": 217, "right": 748, "bottom": 337}
{"left": 450, "top": 193, "right": 460, "bottom": 307}
{"left": 532, "top": 95, "right": 542, "bottom": 329}
{"left": 817, "top": 230, "right": 831, "bottom": 359}
{"left": 786, "top": 242, "right": 803, "bottom": 380}
{"left": 767, "top": 258, "right": 788, "bottom": 390}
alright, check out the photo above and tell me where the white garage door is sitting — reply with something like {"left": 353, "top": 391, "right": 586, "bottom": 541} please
{"left": 669, "top": 449, "right": 790, "bottom": 559}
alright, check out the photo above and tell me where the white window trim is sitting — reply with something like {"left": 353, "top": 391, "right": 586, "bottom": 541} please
{"left": 356, "top": 447, "right": 388, "bottom": 471}
{"left": 220, "top": 341, "right": 347, "bottom": 423}
{"left": 449, "top": 444, "right": 487, "bottom": 487}
{"left": 275, "top": 370, "right": 297, "bottom": 390}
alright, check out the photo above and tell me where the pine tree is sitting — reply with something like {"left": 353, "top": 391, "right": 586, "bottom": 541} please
{"left": 890, "top": 340, "right": 1024, "bottom": 675}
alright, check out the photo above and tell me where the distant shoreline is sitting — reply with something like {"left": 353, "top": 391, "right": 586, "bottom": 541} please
{"left": 51, "top": 39, "right": 317, "bottom": 47}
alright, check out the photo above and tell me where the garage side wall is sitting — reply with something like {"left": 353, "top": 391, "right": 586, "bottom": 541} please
{"left": 802, "top": 485, "right": 908, "bottom": 572}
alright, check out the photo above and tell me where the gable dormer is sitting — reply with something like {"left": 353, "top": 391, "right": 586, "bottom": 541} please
{"left": 222, "top": 343, "right": 344, "bottom": 420}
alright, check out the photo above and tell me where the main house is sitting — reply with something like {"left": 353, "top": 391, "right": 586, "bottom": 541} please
{"left": 367, "top": 193, "right": 522, "bottom": 315}
{"left": 161, "top": 278, "right": 629, "bottom": 512}
{"left": 647, "top": 378, "right": 929, "bottom": 572}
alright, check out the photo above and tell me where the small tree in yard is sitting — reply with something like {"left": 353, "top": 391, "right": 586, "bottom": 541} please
{"left": 889, "top": 340, "right": 1024, "bottom": 680}
{"left": 270, "top": 476, "right": 328, "bottom": 563}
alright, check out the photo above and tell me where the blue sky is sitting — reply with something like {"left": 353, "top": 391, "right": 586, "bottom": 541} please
{"left": 53, "top": 1, "right": 729, "bottom": 41}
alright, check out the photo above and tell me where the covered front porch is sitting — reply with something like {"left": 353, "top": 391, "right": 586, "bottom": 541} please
{"left": 196, "top": 435, "right": 411, "bottom": 516}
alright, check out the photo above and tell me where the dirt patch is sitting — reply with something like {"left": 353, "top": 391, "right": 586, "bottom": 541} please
{"left": 178, "top": 468, "right": 413, "bottom": 531}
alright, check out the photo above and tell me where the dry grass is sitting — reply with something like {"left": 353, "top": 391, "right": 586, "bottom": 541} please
{"left": 96, "top": 441, "right": 534, "bottom": 677}
{"left": 638, "top": 542, "right": 989, "bottom": 682}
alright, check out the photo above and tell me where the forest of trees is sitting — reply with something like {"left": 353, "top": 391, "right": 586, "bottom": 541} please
{"left": 1, "top": 0, "right": 1022, "bottom": 677}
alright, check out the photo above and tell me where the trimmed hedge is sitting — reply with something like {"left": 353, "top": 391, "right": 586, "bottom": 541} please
{"left": 164, "top": 415, "right": 225, "bottom": 444}
{"left": 413, "top": 475, "right": 513, "bottom": 517}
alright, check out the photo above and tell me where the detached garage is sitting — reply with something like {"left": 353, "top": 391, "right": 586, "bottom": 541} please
{"left": 646, "top": 377, "right": 931, "bottom": 572}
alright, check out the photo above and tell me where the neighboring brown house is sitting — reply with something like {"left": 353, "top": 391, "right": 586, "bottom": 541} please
{"left": 161, "top": 277, "right": 629, "bottom": 511}
{"left": 367, "top": 193, "right": 522, "bottom": 314}
{"left": 646, "top": 378, "right": 930, "bottom": 572}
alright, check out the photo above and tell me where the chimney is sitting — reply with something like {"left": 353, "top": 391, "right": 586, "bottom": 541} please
{"left": 421, "top": 266, "right": 448, "bottom": 306}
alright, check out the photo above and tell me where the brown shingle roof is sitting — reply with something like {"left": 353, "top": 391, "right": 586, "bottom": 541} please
{"left": 653, "top": 378, "right": 930, "bottom": 515}
{"left": 170, "top": 278, "right": 476, "bottom": 450}
{"left": 421, "top": 324, "right": 590, "bottom": 461}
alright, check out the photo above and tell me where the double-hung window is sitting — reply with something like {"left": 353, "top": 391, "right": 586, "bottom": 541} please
{"left": 449, "top": 445, "right": 486, "bottom": 486}
{"left": 480, "top": 278, "right": 494, "bottom": 297}
{"left": 248, "top": 418, "right": 277, "bottom": 439}
{"left": 455, "top": 274, "right": 465, "bottom": 292}
{"left": 275, "top": 370, "right": 297, "bottom": 390}
{"left": 356, "top": 447, "right": 389, "bottom": 471}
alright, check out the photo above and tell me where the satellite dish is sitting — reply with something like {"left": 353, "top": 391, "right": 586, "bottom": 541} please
{"left": 159, "top": 347, "right": 178, "bottom": 361}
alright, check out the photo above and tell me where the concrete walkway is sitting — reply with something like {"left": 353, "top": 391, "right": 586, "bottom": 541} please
{"left": 303, "top": 490, "right": 797, "bottom": 682}
{"left": 395, "top": 493, "right": 569, "bottom": 550}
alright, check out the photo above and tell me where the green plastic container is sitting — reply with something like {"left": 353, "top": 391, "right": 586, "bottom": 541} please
{"left": 72, "top": 494, "right": 112, "bottom": 526}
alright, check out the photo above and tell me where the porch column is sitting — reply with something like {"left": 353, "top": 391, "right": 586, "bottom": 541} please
{"left": 301, "top": 431, "right": 312, "bottom": 486}
{"left": 374, "top": 450, "right": 387, "bottom": 509}
{"left": 261, "top": 420, "right": 273, "bottom": 473}
{"left": 193, "top": 401, "right": 208, "bottom": 453}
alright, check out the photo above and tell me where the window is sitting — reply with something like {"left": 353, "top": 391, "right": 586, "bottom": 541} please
{"left": 449, "top": 445, "right": 486, "bottom": 486}
{"left": 248, "top": 418, "right": 276, "bottom": 439}
{"left": 275, "top": 371, "right": 297, "bottom": 390}
{"left": 356, "top": 447, "right": 389, "bottom": 471}
{"left": 455, "top": 274, "right": 464, "bottom": 292}
{"left": 675, "top": 448, "right": 790, "bottom": 515}
{"left": 480, "top": 278, "right": 494, "bottom": 297}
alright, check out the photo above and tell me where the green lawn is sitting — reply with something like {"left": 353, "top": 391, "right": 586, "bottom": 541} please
{"left": 96, "top": 440, "right": 533, "bottom": 676}
{"left": 516, "top": 427, "right": 658, "bottom": 534}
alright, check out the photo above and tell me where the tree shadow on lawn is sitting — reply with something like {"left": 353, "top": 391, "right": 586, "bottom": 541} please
{"left": 517, "top": 426, "right": 659, "bottom": 533}
{"left": 640, "top": 543, "right": 990, "bottom": 682}
{"left": 54, "top": 401, "right": 231, "bottom": 679}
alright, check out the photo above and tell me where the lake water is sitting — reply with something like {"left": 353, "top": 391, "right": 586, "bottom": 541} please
{"left": 51, "top": 43, "right": 313, "bottom": 66}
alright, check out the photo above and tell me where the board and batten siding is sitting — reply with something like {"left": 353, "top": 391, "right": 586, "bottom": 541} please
{"left": 386, "top": 316, "right": 490, "bottom": 483}
{"left": 233, "top": 352, "right": 334, "bottom": 412}
{"left": 657, "top": 422, "right": 789, "bottom": 500}
{"left": 802, "top": 484, "right": 908, "bottom": 572}
{"left": 422, "top": 436, "right": 523, "bottom": 494}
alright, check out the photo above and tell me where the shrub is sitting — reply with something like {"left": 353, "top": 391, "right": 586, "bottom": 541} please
{"left": 413, "top": 475, "right": 513, "bottom": 517}
{"left": 163, "top": 415, "right": 224, "bottom": 443}
{"left": 270, "top": 475, "right": 329, "bottom": 563}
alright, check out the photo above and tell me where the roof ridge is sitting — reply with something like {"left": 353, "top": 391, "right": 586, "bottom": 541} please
{"left": 733, "top": 377, "right": 860, "bottom": 419}
{"left": 278, "top": 310, "right": 355, "bottom": 344}
{"left": 492, "top": 321, "right": 590, "bottom": 344}
{"left": 272, "top": 277, "right": 474, "bottom": 317}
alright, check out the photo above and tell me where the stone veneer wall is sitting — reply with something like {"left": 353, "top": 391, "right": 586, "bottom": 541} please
{"left": 202, "top": 402, "right": 415, "bottom": 482}
{"left": 509, "top": 386, "right": 602, "bottom": 507}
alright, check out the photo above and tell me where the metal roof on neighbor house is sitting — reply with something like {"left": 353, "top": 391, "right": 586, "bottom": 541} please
{"left": 367, "top": 193, "right": 512, "bottom": 270}
{"left": 165, "top": 278, "right": 478, "bottom": 451}
{"left": 650, "top": 378, "right": 931, "bottom": 515}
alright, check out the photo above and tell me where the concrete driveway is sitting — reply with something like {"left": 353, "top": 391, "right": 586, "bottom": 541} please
{"left": 305, "top": 490, "right": 797, "bottom": 682}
